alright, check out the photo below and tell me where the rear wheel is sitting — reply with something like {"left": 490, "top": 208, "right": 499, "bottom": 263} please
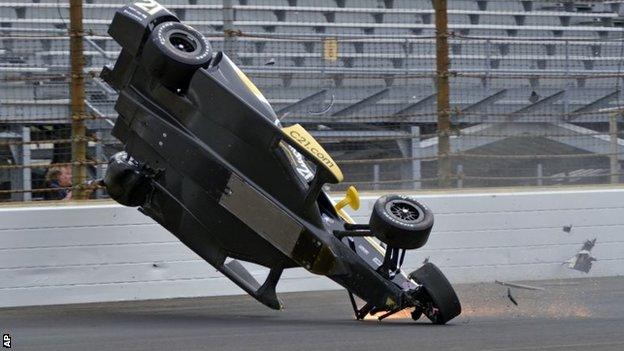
{"left": 369, "top": 195, "right": 433, "bottom": 249}
{"left": 141, "top": 21, "right": 212, "bottom": 91}
{"left": 104, "top": 152, "right": 151, "bottom": 207}
{"left": 409, "top": 263, "right": 461, "bottom": 325}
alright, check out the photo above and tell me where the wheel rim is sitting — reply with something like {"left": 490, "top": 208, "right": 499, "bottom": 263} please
{"left": 385, "top": 199, "right": 424, "bottom": 224}
{"left": 167, "top": 31, "right": 199, "bottom": 54}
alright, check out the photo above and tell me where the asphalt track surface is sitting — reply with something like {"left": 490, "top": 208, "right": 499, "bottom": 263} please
{"left": 2, "top": 277, "right": 624, "bottom": 351}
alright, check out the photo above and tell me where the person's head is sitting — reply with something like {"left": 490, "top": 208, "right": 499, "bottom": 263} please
{"left": 46, "top": 165, "right": 72, "bottom": 187}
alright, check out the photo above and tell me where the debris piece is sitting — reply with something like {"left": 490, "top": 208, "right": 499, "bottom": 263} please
{"left": 564, "top": 239, "right": 597, "bottom": 273}
{"left": 507, "top": 288, "right": 518, "bottom": 306}
{"left": 581, "top": 238, "right": 596, "bottom": 251}
{"left": 562, "top": 225, "right": 572, "bottom": 233}
{"left": 529, "top": 91, "right": 540, "bottom": 103}
{"left": 495, "top": 280, "right": 545, "bottom": 291}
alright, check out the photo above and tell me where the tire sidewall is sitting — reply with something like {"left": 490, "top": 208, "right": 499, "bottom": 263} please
{"left": 409, "top": 263, "right": 462, "bottom": 324}
{"left": 140, "top": 21, "right": 212, "bottom": 90}
{"left": 375, "top": 195, "right": 433, "bottom": 232}
{"left": 151, "top": 21, "right": 212, "bottom": 66}
{"left": 369, "top": 194, "right": 434, "bottom": 249}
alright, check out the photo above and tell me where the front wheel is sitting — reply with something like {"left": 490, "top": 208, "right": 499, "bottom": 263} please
{"left": 369, "top": 195, "right": 433, "bottom": 249}
{"left": 409, "top": 263, "right": 461, "bottom": 325}
{"left": 141, "top": 21, "right": 212, "bottom": 91}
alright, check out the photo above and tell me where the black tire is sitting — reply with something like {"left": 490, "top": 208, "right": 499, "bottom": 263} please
{"left": 141, "top": 21, "right": 212, "bottom": 91}
{"left": 369, "top": 195, "right": 433, "bottom": 249}
{"left": 104, "top": 152, "right": 151, "bottom": 207}
{"left": 409, "top": 263, "right": 461, "bottom": 325}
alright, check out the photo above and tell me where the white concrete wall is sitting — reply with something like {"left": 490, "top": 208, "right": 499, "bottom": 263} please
{"left": 1, "top": 188, "right": 623, "bottom": 307}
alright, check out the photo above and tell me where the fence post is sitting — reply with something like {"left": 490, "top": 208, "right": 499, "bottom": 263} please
{"left": 485, "top": 38, "right": 491, "bottom": 90}
{"left": 9, "top": 127, "right": 31, "bottom": 201}
{"left": 95, "top": 131, "right": 104, "bottom": 199}
{"left": 563, "top": 40, "right": 570, "bottom": 116}
{"left": 69, "top": 0, "right": 87, "bottom": 199}
{"left": 610, "top": 114, "right": 620, "bottom": 184}
{"left": 223, "top": 0, "right": 237, "bottom": 61}
{"left": 411, "top": 126, "right": 421, "bottom": 189}
{"left": 434, "top": 0, "right": 452, "bottom": 188}
{"left": 373, "top": 164, "right": 380, "bottom": 191}
{"left": 22, "top": 126, "right": 31, "bottom": 201}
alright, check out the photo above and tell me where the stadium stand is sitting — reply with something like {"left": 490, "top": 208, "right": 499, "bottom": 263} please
{"left": 1, "top": 1, "right": 623, "bottom": 199}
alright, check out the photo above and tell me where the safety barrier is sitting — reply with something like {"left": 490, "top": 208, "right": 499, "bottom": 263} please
{"left": 1, "top": 187, "right": 622, "bottom": 307}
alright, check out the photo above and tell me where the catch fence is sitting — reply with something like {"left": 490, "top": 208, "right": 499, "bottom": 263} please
{"left": 1, "top": 0, "right": 623, "bottom": 201}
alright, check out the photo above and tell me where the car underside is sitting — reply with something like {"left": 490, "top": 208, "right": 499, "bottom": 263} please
{"left": 101, "top": 0, "right": 461, "bottom": 324}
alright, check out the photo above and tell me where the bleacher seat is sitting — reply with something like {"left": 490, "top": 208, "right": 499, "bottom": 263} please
{"left": 297, "top": 0, "right": 338, "bottom": 7}
{"left": 334, "top": 12, "right": 375, "bottom": 24}
{"left": 344, "top": 0, "right": 385, "bottom": 8}
{"left": 487, "top": 1, "right": 526, "bottom": 12}
{"left": 240, "top": 0, "right": 289, "bottom": 6}
{"left": 283, "top": 11, "right": 326, "bottom": 22}
{"left": 395, "top": 0, "right": 433, "bottom": 10}
{"left": 0, "top": 0, "right": 621, "bottom": 133}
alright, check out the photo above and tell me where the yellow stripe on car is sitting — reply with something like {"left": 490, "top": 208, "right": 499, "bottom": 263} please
{"left": 233, "top": 65, "right": 269, "bottom": 105}
{"left": 281, "top": 124, "right": 344, "bottom": 183}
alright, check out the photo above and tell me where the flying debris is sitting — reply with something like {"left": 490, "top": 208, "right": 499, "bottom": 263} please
{"left": 529, "top": 91, "right": 540, "bottom": 103}
{"left": 507, "top": 288, "right": 518, "bottom": 306}
{"left": 564, "top": 239, "right": 597, "bottom": 273}
{"left": 495, "top": 280, "right": 545, "bottom": 291}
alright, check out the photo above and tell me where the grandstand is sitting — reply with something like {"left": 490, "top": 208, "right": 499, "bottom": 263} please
{"left": 1, "top": 0, "right": 623, "bottom": 200}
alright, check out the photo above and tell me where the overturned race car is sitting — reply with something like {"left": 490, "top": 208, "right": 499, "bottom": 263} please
{"left": 101, "top": 1, "right": 461, "bottom": 324}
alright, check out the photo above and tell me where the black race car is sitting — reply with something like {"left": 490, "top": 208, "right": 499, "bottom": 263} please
{"left": 102, "top": 1, "right": 461, "bottom": 324}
